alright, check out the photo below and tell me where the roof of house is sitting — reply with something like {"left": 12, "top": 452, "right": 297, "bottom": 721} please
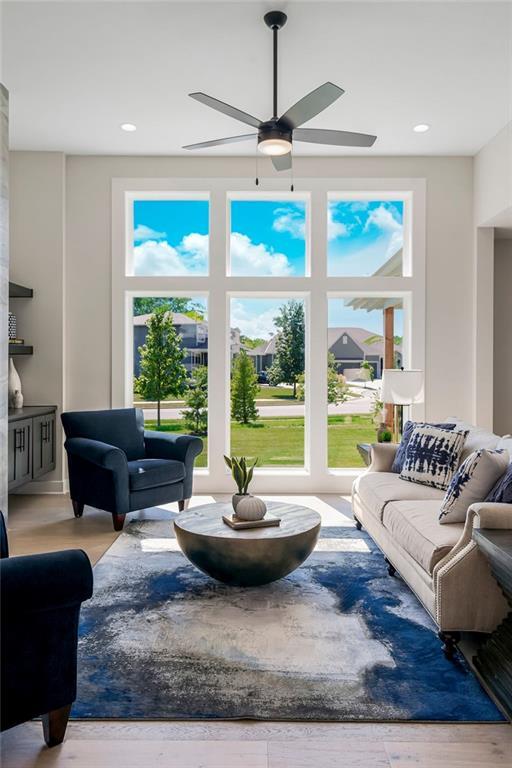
{"left": 247, "top": 337, "right": 277, "bottom": 356}
{"left": 328, "top": 327, "right": 402, "bottom": 355}
{"left": 133, "top": 312, "right": 204, "bottom": 326}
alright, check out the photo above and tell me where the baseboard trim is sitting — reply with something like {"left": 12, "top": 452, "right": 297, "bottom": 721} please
{"left": 12, "top": 479, "right": 69, "bottom": 495}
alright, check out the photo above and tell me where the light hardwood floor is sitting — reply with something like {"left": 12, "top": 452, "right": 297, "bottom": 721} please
{"left": 1, "top": 493, "right": 510, "bottom": 768}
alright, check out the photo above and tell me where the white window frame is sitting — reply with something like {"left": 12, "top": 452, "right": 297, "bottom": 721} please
{"left": 112, "top": 177, "right": 425, "bottom": 494}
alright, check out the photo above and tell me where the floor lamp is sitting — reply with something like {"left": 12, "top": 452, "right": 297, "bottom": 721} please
{"left": 381, "top": 369, "right": 424, "bottom": 441}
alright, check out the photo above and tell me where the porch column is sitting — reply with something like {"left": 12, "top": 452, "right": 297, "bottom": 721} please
{"left": 383, "top": 306, "right": 395, "bottom": 427}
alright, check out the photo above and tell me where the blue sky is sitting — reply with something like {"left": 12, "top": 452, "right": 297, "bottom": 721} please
{"left": 231, "top": 297, "right": 302, "bottom": 340}
{"left": 328, "top": 200, "right": 403, "bottom": 276}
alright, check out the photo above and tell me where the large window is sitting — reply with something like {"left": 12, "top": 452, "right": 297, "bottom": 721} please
{"left": 114, "top": 181, "right": 424, "bottom": 492}
{"left": 230, "top": 297, "right": 306, "bottom": 467}
{"left": 327, "top": 296, "right": 405, "bottom": 468}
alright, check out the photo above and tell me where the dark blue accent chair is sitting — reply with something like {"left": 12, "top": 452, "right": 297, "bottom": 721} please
{"left": 61, "top": 408, "right": 203, "bottom": 531}
{"left": 0, "top": 512, "right": 93, "bottom": 746}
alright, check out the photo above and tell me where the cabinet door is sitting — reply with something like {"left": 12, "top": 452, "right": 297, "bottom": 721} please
{"left": 8, "top": 418, "right": 32, "bottom": 490}
{"left": 33, "top": 414, "right": 56, "bottom": 479}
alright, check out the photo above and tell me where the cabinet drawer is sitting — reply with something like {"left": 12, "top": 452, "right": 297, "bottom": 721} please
{"left": 33, "top": 414, "right": 56, "bottom": 479}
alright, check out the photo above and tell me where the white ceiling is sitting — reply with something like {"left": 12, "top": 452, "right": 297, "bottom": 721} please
{"left": 2, "top": 1, "right": 512, "bottom": 156}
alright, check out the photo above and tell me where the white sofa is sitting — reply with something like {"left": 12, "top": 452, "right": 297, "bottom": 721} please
{"left": 352, "top": 419, "right": 512, "bottom": 657}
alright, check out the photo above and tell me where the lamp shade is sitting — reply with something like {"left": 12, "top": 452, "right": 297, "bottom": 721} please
{"left": 381, "top": 369, "right": 424, "bottom": 405}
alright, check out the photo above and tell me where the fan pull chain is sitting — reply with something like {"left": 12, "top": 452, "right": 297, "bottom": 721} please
{"left": 255, "top": 152, "right": 259, "bottom": 187}
{"left": 290, "top": 159, "right": 294, "bottom": 192}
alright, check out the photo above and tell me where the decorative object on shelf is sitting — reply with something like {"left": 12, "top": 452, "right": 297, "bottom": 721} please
{"left": 235, "top": 494, "right": 267, "bottom": 521}
{"left": 8, "top": 358, "right": 22, "bottom": 408}
{"left": 12, "top": 390, "right": 23, "bottom": 409}
{"left": 377, "top": 423, "right": 392, "bottom": 443}
{"left": 224, "top": 455, "right": 258, "bottom": 512}
{"left": 8, "top": 311, "right": 16, "bottom": 340}
{"left": 381, "top": 368, "right": 424, "bottom": 441}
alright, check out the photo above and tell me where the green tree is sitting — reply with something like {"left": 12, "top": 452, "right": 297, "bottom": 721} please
{"left": 296, "top": 353, "right": 349, "bottom": 405}
{"left": 267, "top": 300, "right": 305, "bottom": 397}
{"left": 231, "top": 350, "right": 258, "bottom": 425}
{"left": 240, "top": 335, "right": 266, "bottom": 350}
{"left": 133, "top": 297, "right": 205, "bottom": 320}
{"left": 181, "top": 365, "right": 208, "bottom": 435}
{"left": 136, "top": 308, "right": 187, "bottom": 426}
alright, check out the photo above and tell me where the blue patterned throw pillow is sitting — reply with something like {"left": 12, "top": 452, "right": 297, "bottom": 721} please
{"left": 439, "top": 449, "right": 510, "bottom": 523}
{"left": 400, "top": 425, "right": 468, "bottom": 490}
{"left": 392, "top": 421, "right": 456, "bottom": 473}
{"left": 485, "top": 460, "right": 512, "bottom": 504}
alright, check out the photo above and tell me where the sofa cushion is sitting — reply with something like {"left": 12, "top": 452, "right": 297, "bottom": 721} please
{"left": 391, "top": 421, "right": 456, "bottom": 474}
{"left": 127, "top": 458, "right": 185, "bottom": 491}
{"left": 486, "top": 460, "right": 512, "bottom": 504}
{"left": 444, "top": 417, "right": 500, "bottom": 462}
{"left": 400, "top": 425, "right": 468, "bottom": 490}
{"left": 382, "top": 500, "right": 463, "bottom": 574}
{"left": 354, "top": 472, "right": 445, "bottom": 522}
{"left": 439, "top": 448, "right": 510, "bottom": 523}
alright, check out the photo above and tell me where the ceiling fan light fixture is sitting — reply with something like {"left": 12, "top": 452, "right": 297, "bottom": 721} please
{"left": 258, "top": 137, "right": 292, "bottom": 156}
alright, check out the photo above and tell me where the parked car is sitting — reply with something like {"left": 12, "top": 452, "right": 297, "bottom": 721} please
{"left": 257, "top": 371, "right": 268, "bottom": 384}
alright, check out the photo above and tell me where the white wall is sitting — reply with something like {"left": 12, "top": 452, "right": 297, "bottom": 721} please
{"left": 494, "top": 237, "right": 512, "bottom": 435}
{"left": 9, "top": 151, "right": 66, "bottom": 491}
{"left": 9, "top": 151, "right": 475, "bottom": 489}
{"left": 474, "top": 121, "right": 512, "bottom": 228}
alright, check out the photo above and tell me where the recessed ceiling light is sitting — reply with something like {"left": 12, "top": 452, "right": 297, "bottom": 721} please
{"left": 120, "top": 123, "right": 137, "bottom": 132}
{"left": 413, "top": 123, "right": 430, "bottom": 133}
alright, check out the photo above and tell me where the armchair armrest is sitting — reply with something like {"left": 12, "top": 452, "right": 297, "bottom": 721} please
{"left": 64, "top": 437, "right": 128, "bottom": 473}
{"left": 144, "top": 431, "right": 203, "bottom": 463}
{"left": 0, "top": 550, "right": 93, "bottom": 616}
{"left": 144, "top": 431, "right": 203, "bottom": 499}
{"left": 368, "top": 443, "right": 399, "bottom": 473}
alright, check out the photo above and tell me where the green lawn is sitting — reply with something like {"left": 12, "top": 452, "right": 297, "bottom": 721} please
{"left": 144, "top": 414, "right": 375, "bottom": 469}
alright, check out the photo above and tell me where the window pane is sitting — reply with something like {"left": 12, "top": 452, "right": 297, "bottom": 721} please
{"left": 327, "top": 296, "right": 404, "bottom": 468}
{"left": 132, "top": 200, "right": 208, "bottom": 275}
{"left": 230, "top": 297, "right": 305, "bottom": 467}
{"left": 327, "top": 199, "right": 404, "bottom": 276}
{"left": 230, "top": 200, "right": 306, "bottom": 276}
{"left": 133, "top": 297, "right": 208, "bottom": 467}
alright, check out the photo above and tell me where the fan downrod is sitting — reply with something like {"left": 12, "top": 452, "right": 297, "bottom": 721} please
{"left": 264, "top": 11, "right": 287, "bottom": 30}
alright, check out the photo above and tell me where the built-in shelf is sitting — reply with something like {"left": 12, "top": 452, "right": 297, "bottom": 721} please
{"left": 9, "top": 282, "right": 33, "bottom": 299}
{"left": 9, "top": 344, "right": 33, "bottom": 356}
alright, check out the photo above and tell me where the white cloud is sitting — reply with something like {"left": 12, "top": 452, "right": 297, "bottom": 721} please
{"left": 133, "top": 224, "right": 167, "bottom": 242}
{"left": 385, "top": 230, "right": 403, "bottom": 260}
{"left": 349, "top": 201, "right": 369, "bottom": 213}
{"left": 328, "top": 206, "right": 349, "bottom": 240}
{"left": 133, "top": 232, "right": 208, "bottom": 275}
{"left": 363, "top": 205, "right": 401, "bottom": 233}
{"left": 230, "top": 232, "right": 292, "bottom": 276}
{"left": 231, "top": 300, "right": 277, "bottom": 339}
{"left": 272, "top": 207, "right": 305, "bottom": 239}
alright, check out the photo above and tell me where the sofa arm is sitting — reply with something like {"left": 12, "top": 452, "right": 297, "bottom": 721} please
{"left": 0, "top": 550, "right": 93, "bottom": 616}
{"left": 468, "top": 502, "right": 512, "bottom": 529}
{"left": 368, "top": 443, "right": 399, "bottom": 473}
{"left": 64, "top": 437, "right": 128, "bottom": 473}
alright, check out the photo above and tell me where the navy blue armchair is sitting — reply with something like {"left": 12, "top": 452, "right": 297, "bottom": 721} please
{"left": 0, "top": 512, "right": 93, "bottom": 746}
{"left": 61, "top": 408, "right": 203, "bottom": 531}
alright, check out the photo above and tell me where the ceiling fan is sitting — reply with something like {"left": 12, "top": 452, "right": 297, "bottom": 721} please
{"left": 183, "top": 10, "right": 377, "bottom": 171}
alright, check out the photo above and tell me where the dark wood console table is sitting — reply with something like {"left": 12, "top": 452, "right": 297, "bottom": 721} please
{"left": 473, "top": 529, "right": 512, "bottom": 719}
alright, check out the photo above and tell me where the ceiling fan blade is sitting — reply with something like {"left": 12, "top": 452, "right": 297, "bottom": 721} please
{"left": 271, "top": 152, "right": 292, "bottom": 172}
{"left": 279, "top": 82, "right": 344, "bottom": 129}
{"left": 183, "top": 133, "right": 257, "bottom": 150}
{"left": 189, "top": 92, "right": 262, "bottom": 129}
{"left": 293, "top": 127, "right": 377, "bottom": 147}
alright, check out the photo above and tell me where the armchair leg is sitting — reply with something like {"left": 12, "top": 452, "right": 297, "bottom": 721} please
{"left": 438, "top": 630, "right": 461, "bottom": 660}
{"left": 354, "top": 517, "right": 362, "bottom": 530}
{"left": 42, "top": 703, "right": 72, "bottom": 747}
{"left": 385, "top": 557, "right": 397, "bottom": 577}
{"left": 112, "top": 512, "right": 126, "bottom": 531}
{"left": 72, "top": 500, "right": 84, "bottom": 518}
{"left": 178, "top": 499, "right": 190, "bottom": 512}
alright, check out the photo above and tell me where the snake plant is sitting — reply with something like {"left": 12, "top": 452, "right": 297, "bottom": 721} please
{"left": 224, "top": 455, "right": 258, "bottom": 495}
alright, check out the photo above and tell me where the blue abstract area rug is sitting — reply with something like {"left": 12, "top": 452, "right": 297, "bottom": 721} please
{"left": 74, "top": 503, "right": 503, "bottom": 722}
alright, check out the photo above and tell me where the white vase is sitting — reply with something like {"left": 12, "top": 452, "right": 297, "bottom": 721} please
{"left": 235, "top": 495, "right": 267, "bottom": 521}
{"left": 232, "top": 493, "right": 248, "bottom": 513}
{"left": 8, "top": 358, "right": 22, "bottom": 408}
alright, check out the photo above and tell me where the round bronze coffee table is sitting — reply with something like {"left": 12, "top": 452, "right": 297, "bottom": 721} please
{"left": 173, "top": 501, "right": 321, "bottom": 586}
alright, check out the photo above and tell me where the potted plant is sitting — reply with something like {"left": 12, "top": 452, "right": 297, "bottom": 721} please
{"left": 223, "top": 455, "right": 266, "bottom": 520}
